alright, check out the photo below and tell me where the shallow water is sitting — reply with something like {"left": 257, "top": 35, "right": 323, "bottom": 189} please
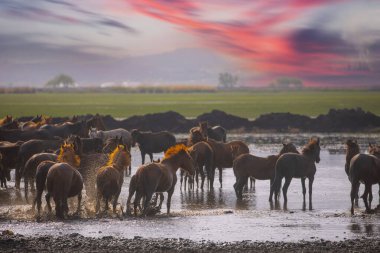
{"left": 1, "top": 133, "right": 380, "bottom": 242}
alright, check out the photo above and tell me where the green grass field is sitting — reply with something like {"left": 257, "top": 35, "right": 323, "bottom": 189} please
{"left": 0, "top": 91, "right": 379, "bottom": 118}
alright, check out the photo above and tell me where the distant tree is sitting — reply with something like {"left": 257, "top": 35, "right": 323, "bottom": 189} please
{"left": 218, "top": 72, "right": 238, "bottom": 89}
{"left": 269, "top": 77, "right": 303, "bottom": 90}
{"left": 45, "top": 74, "right": 75, "bottom": 88}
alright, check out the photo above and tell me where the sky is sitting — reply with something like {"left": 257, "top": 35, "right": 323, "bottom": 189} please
{"left": 0, "top": 0, "right": 380, "bottom": 87}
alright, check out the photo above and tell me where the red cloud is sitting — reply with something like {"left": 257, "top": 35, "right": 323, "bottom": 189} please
{"left": 125, "top": 0, "right": 377, "bottom": 87}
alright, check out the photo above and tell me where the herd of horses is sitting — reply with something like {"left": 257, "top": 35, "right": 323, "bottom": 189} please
{"left": 0, "top": 115, "right": 380, "bottom": 219}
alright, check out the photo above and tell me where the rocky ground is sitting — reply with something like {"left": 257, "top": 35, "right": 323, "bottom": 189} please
{"left": 1, "top": 231, "right": 379, "bottom": 252}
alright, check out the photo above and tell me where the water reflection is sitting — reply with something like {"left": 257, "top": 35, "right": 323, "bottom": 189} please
{"left": 180, "top": 188, "right": 227, "bottom": 209}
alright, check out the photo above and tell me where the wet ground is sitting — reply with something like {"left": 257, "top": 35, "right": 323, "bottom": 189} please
{"left": 1, "top": 133, "right": 380, "bottom": 243}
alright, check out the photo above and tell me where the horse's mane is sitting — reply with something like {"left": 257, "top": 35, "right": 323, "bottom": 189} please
{"left": 302, "top": 140, "right": 319, "bottom": 155}
{"left": 57, "top": 143, "right": 81, "bottom": 167}
{"left": 164, "top": 144, "right": 188, "bottom": 159}
{"left": 107, "top": 145, "right": 130, "bottom": 167}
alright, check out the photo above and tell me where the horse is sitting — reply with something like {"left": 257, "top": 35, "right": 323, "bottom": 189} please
{"left": 0, "top": 141, "right": 22, "bottom": 188}
{"left": 0, "top": 128, "right": 53, "bottom": 142}
{"left": 131, "top": 129, "right": 176, "bottom": 164}
{"left": 86, "top": 114, "right": 106, "bottom": 131}
{"left": 102, "top": 136, "right": 132, "bottom": 175}
{"left": 0, "top": 152, "right": 8, "bottom": 188}
{"left": 345, "top": 139, "right": 361, "bottom": 204}
{"left": 126, "top": 144, "right": 195, "bottom": 216}
{"left": 67, "top": 135, "right": 103, "bottom": 154}
{"left": 16, "top": 139, "right": 63, "bottom": 189}
{"left": 96, "top": 144, "right": 131, "bottom": 215}
{"left": 40, "top": 143, "right": 83, "bottom": 219}
{"left": 233, "top": 143, "right": 299, "bottom": 200}
{"left": 190, "top": 121, "right": 227, "bottom": 142}
{"left": 349, "top": 149, "right": 380, "bottom": 215}
{"left": 0, "top": 115, "right": 13, "bottom": 126}
{"left": 21, "top": 116, "right": 52, "bottom": 131}
{"left": 189, "top": 129, "right": 249, "bottom": 188}
{"left": 272, "top": 138, "right": 321, "bottom": 210}
{"left": 89, "top": 128, "right": 132, "bottom": 150}
{"left": 180, "top": 141, "right": 213, "bottom": 190}
{"left": 41, "top": 120, "right": 89, "bottom": 138}
{"left": 67, "top": 135, "right": 108, "bottom": 200}
{"left": 23, "top": 153, "right": 58, "bottom": 202}
{"left": 0, "top": 119, "right": 19, "bottom": 130}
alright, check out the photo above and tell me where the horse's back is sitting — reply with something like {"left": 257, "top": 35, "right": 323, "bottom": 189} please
{"left": 96, "top": 166, "right": 121, "bottom": 197}
{"left": 349, "top": 154, "right": 380, "bottom": 184}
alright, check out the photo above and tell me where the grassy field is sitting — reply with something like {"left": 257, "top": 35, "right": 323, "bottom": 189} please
{"left": 0, "top": 91, "right": 379, "bottom": 118}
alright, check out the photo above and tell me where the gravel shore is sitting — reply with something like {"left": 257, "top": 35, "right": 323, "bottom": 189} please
{"left": 1, "top": 232, "right": 379, "bottom": 252}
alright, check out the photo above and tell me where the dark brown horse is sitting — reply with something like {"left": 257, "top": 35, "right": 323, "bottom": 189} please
{"left": 96, "top": 144, "right": 131, "bottom": 215}
{"left": 191, "top": 121, "right": 227, "bottom": 142}
{"left": 345, "top": 140, "right": 360, "bottom": 204}
{"left": 0, "top": 119, "right": 19, "bottom": 130}
{"left": 131, "top": 129, "right": 176, "bottom": 164}
{"left": 189, "top": 129, "right": 249, "bottom": 188}
{"left": 23, "top": 152, "right": 58, "bottom": 202}
{"left": 86, "top": 114, "right": 106, "bottom": 131}
{"left": 126, "top": 144, "right": 195, "bottom": 216}
{"left": 0, "top": 141, "right": 22, "bottom": 188}
{"left": 180, "top": 141, "right": 213, "bottom": 190}
{"left": 34, "top": 143, "right": 81, "bottom": 217}
{"left": 0, "top": 152, "right": 7, "bottom": 188}
{"left": 233, "top": 143, "right": 299, "bottom": 200}
{"left": 349, "top": 150, "right": 380, "bottom": 215}
{"left": 46, "top": 162, "right": 83, "bottom": 219}
{"left": 272, "top": 138, "right": 321, "bottom": 210}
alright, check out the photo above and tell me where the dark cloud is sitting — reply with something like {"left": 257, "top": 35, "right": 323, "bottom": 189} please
{"left": 290, "top": 28, "right": 352, "bottom": 55}
{"left": 98, "top": 18, "right": 137, "bottom": 34}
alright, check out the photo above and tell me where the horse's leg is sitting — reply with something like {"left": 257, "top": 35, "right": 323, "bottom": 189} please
{"left": 45, "top": 193, "right": 52, "bottom": 213}
{"left": 133, "top": 191, "right": 142, "bottom": 216}
{"left": 301, "top": 178, "right": 306, "bottom": 203}
{"left": 141, "top": 151, "right": 145, "bottom": 165}
{"left": 368, "top": 185, "right": 373, "bottom": 210}
{"left": 143, "top": 191, "right": 154, "bottom": 216}
{"left": 237, "top": 176, "right": 247, "bottom": 199}
{"left": 210, "top": 166, "right": 216, "bottom": 189}
{"left": 200, "top": 166, "right": 205, "bottom": 190}
{"left": 149, "top": 153, "right": 153, "bottom": 163}
{"left": 180, "top": 170, "right": 184, "bottom": 188}
{"left": 30, "top": 178, "right": 35, "bottom": 192}
{"left": 113, "top": 189, "right": 121, "bottom": 214}
{"left": 351, "top": 181, "right": 360, "bottom": 215}
{"left": 158, "top": 193, "right": 164, "bottom": 210}
{"left": 308, "top": 176, "right": 314, "bottom": 210}
{"left": 282, "top": 177, "right": 292, "bottom": 203}
{"left": 35, "top": 190, "right": 43, "bottom": 215}
{"left": 105, "top": 196, "right": 109, "bottom": 211}
{"left": 95, "top": 190, "right": 101, "bottom": 214}
{"left": 76, "top": 193, "right": 82, "bottom": 215}
{"left": 362, "top": 183, "right": 371, "bottom": 213}
{"left": 218, "top": 167, "right": 223, "bottom": 188}
{"left": 15, "top": 166, "right": 21, "bottom": 189}
{"left": 24, "top": 177, "right": 29, "bottom": 203}
{"left": 269, "top": 179, "right": 274, "bottom": 202}
{"left": 167, "top": 188, "right": 175, "bottom": 215}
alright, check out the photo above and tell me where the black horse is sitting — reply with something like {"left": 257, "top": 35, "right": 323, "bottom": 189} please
{"left": 131, "top": 129, "right": 176, "bottom": 164}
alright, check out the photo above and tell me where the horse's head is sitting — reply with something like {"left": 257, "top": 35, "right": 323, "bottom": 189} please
{"left": 189, "top": 128, "right": 205, "bottom": 145}
{"left": 87, "top": 115, "right": 106, "bottom": 131}
{"left": 88, "top": 127, "right": 98, "bottom": 138}
{"left": 32, "top": 114, "right": 42, "bottom": 123}
{"left": 346, "top": 139, "right": 360, "bottom": 156}
{"left": 368, "top": 143, "right": 380, "bottom": 158}
{"left": 165, "top": 144, "right": 195, "bottom": 176}
{"left": 302, "top": 138, "right": 321, "bottom": 163}
{"left": 131, "top": 129, "right": 141, "bottom": 147}
{"left": 280, "top": 143, "right": 299, "bottom": 155}
{"left": 199, "top": 121, "right": 209, "bottom": 139}
{"left": 103, "top": 136, "right": 122, "bottom": 154}
{"left": 58, "top": 142, "right": 81, "bottom": 167}
{"left": 107, "top": 143, "right": 131, "bottom": 171}
{"left": 42, "top": 116, "right": 52, "bottom": 125}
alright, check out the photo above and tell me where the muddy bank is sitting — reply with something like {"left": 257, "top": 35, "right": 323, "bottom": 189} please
{"left": 1, "top": 232, "right": 379, "bottom": 252}
{"left": 16, "top": 108, "right": 380, "bottom": 133}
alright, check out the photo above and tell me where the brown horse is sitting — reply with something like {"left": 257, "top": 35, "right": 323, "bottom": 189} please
{"left": 272, "top": 138, "right": 321, "bottom": 210}
{"left": 34, "top": 143, "right": 81, "bottom": 218}
{"left": 189, "top": 129, "right": 249, "bottom": 188}
{"left": 126, "top": 144, "right": 195, "bottom": 216}
{"left": 46, "top": 162, "right": 83, "bottom": 219}
{"left": 22, "top": 116, "right": 52, "bottom": 131}
{"left": 0, "top": 115, "right": 13, "bottom": 126}
{"left": 102, "top": 136, "right": 132, "bottom": 175}
{"left": 86, "top": 114, "right": 106, "bottom": 131}
{"left": 0, "top": 152, "right": 7, "bottom": 188}
{"left": 233, "top": 143, "right": 299, "bottom": 200}
{"left": 96, "top": 144, "right": 131, "bottom": 214}
{"left": 180, "top": 141, "right": 213, "bottom": 190}
{"left": 349, "top": 149, "right": 380, "bottom": 214}
{"left": 23, "top": 152, "right": 58, "bottom": 202}
{"left": 345, "top": 140, "right": 360, "bottom": 204}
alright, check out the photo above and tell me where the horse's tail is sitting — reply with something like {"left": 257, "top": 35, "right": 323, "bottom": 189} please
{"left": 272, "top": 160, "right": 283, "bottom": 196}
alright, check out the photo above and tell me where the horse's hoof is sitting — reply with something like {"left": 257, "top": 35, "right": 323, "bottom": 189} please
{"left": 365, "top": 209, "right": 374, "bottom": 214}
